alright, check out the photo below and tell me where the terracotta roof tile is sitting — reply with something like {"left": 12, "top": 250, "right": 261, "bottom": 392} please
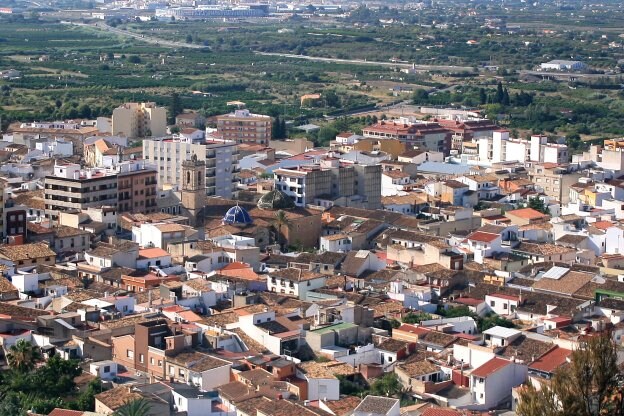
{"left": 471, "top": 357, "right": 511, "bottom": 378}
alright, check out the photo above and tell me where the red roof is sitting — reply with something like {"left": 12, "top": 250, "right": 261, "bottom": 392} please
{"left": 49, "top": 409, "right": 85, "bottom": 416}
{"left": 454, "top": 297, "right": 483, "bottom": 306}
{"left": 396, "top": 324, "right": 430, "bottom": 336}
{"left": 465, "top": 231, "right": 500, "bottom": 243}
{"left": 506, "top": 208, "right": 548, "bottom": 220}
{"left": 593, "top": 221, "right": 614, "bottom": 230}
{"left": 138, "top": 247, "right": 170, "bottom": 259}
{"left": 471, "top": 357, "right": 511, "bottom": 378}
{"left": 529, "top": 346, "right": 571, "bottom": 374}
{"left": 421, "top": 408, "right": 465, "bottom": 416}
{"left": 488, "top": 293, "right": 520, "bottom": 301}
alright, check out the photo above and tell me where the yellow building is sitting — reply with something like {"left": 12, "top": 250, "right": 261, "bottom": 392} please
{"left": 112, "top": 102, "right": 167, "bottom": 138}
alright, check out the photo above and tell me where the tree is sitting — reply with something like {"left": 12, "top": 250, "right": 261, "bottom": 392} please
{"left": 517, "top": 334, "right": 623, "bottom": 416}
{"left": 316, "top": 126, "right": 338, "bottom": 146}
{"left": 6, "top": 340, "right": 41, "bottom": 373}
{"left": 114, "top": 398, "right": 152, "bottom": 416}
{"left": 168, "top": 92, "right": 182, "bottom": 125}
{"left": 502, "top": 88, "right": 510, "bottom": 106}
{"left": 402, "top": 312, "right": 432, "bottom": 324}
{"left": 495, "top": 82, "right": 505, "bottom": 104}
{"left": 527, "top": 196, "right": 549, "bottom": 214}
{"left": 412, "top": 88, "right": 429, "bottom": 104}
{"left": 272, "top": 210, "right": 292, "bottom": 250}
{"left": 370, "top": 373, "right": 404, "bottom": 397}
{"left": 127, "top": 55, "right": 141, "bottom": 64}
{"left": 185, "top": 34, "right": 193, "bottom": 44}
{"left": 479, "top": 88, "right": 487, "bottom": 105}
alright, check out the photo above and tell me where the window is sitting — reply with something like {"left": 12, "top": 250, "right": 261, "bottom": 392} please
{"left": 490, "top": 301, "right": 495, "bottom": 307}
{"left": 127, "top": 350, "right": 134, "bottom": 358}
{"left": 139, "top": 354, "right": 144, "bottom": 363}
{"left": 158, "top": 360, "right": 163, "bottom": 367}
{"left": 103, "top": 365, "right": 110, "bottom": 373}
{"left": 179, "top": 369, "right": 185, "bottom": 377}
{"left": 503, "top": 303, "right": 508, "bottom": 310}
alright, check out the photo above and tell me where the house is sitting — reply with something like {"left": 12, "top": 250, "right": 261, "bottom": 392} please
{"left": 396, "top": 359, "right": 447, "bottom": 395}
{"left": 0, "top": 242, "right": 56, "bottom": 268}
{"left": 89, "top": 360, "right": 119, "bottom": 380}
{"left": 512, "top": 242, "right": 577, "bottom": 264}
{"left": 296, "top": 360, "right": 355, "bottom": 400}
{"left": 505, "top": 208, "right": 549, "bottom": 226}
{"left": 95, "top": 385, "right": 169, "bottom": 415}
{"left": 458, "top": 174, "right": 500, "bottom": 200}
{"left": 469, "top": 357, "right": 527, "bottom": 410}
{"left": 137, "top": 247, "right": 172, "bottom": 270}
{"left": 165, "top": 350, "right": 232, "bottom": 391}
{"left": 482, "top": 326, "right": 522, "bottom": 348}
{"left": 485, "top": 293, "right": 521, "bottom": 316}
{"left": 341, "top": 250, "right": 386, "bottom": 279}
{"left": 267, "top": 268, "right": 327, "bottom": 299}
{"left": 353, "top": 396, "right": 400, "bottom": 416}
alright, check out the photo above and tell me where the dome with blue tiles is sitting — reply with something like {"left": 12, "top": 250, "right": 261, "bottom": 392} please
{"left": 222, "top": 204, "right": 253, "bottom": 225}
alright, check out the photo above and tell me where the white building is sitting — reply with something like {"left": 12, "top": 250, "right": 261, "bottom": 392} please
{"left": 267, "top": 268, "right": 326, "bottom": 299}
{"left": 540, "top": 60, "right": 586, "bottom": 71}
{"left": 469, "top": 357, "right": 528, "bottom": 410}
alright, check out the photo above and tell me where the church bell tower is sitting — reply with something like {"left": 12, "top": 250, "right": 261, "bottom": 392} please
{"left": 180, "top": 153, "right": 206, "bottom": 227}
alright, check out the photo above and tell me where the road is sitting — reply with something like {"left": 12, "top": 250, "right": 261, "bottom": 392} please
{"left": 63, "top": 21, "right": 209, "bottom": 49}
{"left": 254, "top": 52, "right": 475, "bottom": 73}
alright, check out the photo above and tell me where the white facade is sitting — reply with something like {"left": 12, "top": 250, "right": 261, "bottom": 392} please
{"left": 469, "top": 360, "right": 528, "bottom": 409}
{"left": 320, "top": 235, "right": 352, "bottom": 253}
{"left": 266, "top": 274, "right": 327, "bottom": 299}
{"left": 89, "top": 360, "right": 119, "bottom": 380}
{"left": 485, "top": 294, "right": 520, "bottom": 316}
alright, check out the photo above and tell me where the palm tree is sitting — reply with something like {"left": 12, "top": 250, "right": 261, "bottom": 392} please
{"left": 272, "top": 209, "right": 292, "bottom": 251}
{"left": 6, "top": 339, "right": 41, "bottom": 373}
{"left": 114, "top": 398, "right": 152, "bottom": 416}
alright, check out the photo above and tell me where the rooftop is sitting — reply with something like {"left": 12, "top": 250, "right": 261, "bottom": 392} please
{"left": 354, "top": 396, "right": 399, "bottom": 415}
{"left": 471, "top": 357, "right": 512, "bottom": 378}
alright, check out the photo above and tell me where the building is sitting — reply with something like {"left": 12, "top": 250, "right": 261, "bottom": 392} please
{"left": 117, "top": 162, "right": 158, "bottom": 214}
{"left": 0, "top": 242, "right": 56, "bottom": 268}
{"left": 353, "top": 396, "right": 400, "bottom": 416}
{"left": 273, "top": 162, "right": 381, "bottom": 210}
{"left": 112, "top": 102, "right": 167, "bottom": 138}
{"left": 180, "top": 155, "right": 206, "bottom": 227}
{"left": 267, "top": 268, "right": 326, "bottom": 299}
{"left": 540, "top": 60, "right": 586, "bottom": 71}
{"left": 216, "top": 109, "right": 272, "bottom": 145}
{"left": 155, "top": 5, "right": 269, "bottom": 20}
{"left": 143, "top": 137, "right": 238, "bottom": 199}
{"left": 528, "top": 163, "right": 582, "bottom": 204}
{"left": 44, "top": 163, "right": 118, "bottom": 221}
{"left": 175, "top": 112, "right": 205, "bottom": 128}
{"left": 362, "top": 120, "right": 451, "bottom": 155}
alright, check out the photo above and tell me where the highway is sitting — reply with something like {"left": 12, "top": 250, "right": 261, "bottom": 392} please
{"left": 64, "top": 21, "right": 209, "bottom": 49}
{"left": 254, "top": 52, "right": 475, "bottom": 73}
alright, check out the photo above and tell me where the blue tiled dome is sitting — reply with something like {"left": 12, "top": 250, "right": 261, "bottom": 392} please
{"left": 222, "top": 205, "right": 253, "bottom": 225}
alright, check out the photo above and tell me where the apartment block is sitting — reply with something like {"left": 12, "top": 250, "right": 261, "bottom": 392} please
{"left": 362, "top": 119, "right": 451, "bottom": 155}
{"left": 216, "top": 109, "right": 272, "bottom": 145}
{"left": 478, "top": 131, "right": 568, "bottom": 165}
{"left": 117, "top": 162, "right": 159, "bottom": 214}
{"left": 528, "top": 163, "right": 582, "bottom": 204}
{"left": 143, "top": 137, "right": 238, "bottom": 198}
{"left": 44, "top": 163, "right": 118, "bottom": 221}
{"left": 112, "top": 102, "right": 167, "bottom": 138}
{"left": 273, "top": 159, "right": 381, "bottom": 210}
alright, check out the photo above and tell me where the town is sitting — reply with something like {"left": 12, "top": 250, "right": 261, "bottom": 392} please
{"left": 0, "top": 0, "right": 624, "bottom": 415}
{"left": 0, "top": 97, "right": 621, "bottom": 416}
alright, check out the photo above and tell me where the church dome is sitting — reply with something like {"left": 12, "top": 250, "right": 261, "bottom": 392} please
{"left": 257, "top": 189, "right": 296, "bottom": 210}
{"left": 222, "top": 205, "right": 253, "bottom": 225}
